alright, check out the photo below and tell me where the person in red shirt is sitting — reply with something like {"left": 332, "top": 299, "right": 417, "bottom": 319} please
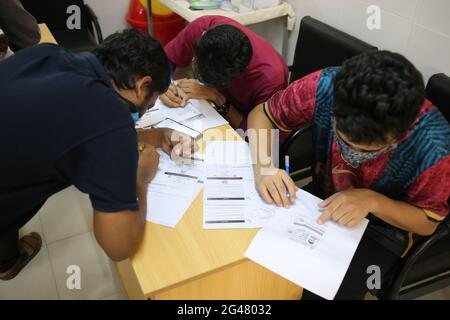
{"left": 161, "top": 15, "right": 288, "bottom": 130}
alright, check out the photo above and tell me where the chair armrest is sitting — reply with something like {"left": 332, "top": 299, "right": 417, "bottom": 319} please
{"left": 384, "top": 220, "right": 450, "bottom": 299}
{"left": 280, "top": 123, "right": 312, "bottom": 157}
{"left": 84, "top": 4, "right": 103, "bottom": 43}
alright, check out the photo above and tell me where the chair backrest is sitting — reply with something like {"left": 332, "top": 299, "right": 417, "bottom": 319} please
{"left": 426, "top": 73, "right": 450, "bottom": 123}
{"left": 21, "top": 0, "right": 91, "bottom": 31}
{"left": 289, "top": 16, "right": 377, "bottom": 83}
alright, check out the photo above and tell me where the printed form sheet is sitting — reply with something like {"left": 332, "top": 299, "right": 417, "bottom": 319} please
{"left": 146, "top": 150, "right": 204, "bottom": 228}
{"left": 245, "top": 189, "right": 369, "bottom": 300}
{"left": 203, "top": 141, "right": 276, "bottom": 229}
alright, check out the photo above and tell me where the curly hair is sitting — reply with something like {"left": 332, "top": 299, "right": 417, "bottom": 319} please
{"left": 194, "top": 24, "right": 253, "bottom": 88}
{"left": 92, "top": 29, "right": 170, "bottom": 94}
{"left": 333, "top": 50, "right": 425, "bottom": 145}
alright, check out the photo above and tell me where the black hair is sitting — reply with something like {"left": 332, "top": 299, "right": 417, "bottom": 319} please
{"left": 93, "top": 28, "right": 170, "bottom": 94}
{"left": 333, "top": 50, "right": 425, "bottom": 145}
{"left": 194, "top": 24, "right": 253, "bottom": 88}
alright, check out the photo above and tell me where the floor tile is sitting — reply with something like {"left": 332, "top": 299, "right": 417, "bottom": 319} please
{"left": 39, "top": 187, "right": 92, "bottom": 244}
{"left": 0, "top": 246, "right": 58, "bottom": 300}
{"left": 47, "top": 232, "right": 120, "bottom": 300}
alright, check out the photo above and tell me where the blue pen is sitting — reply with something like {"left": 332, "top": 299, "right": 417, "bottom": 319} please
{"left": 285, "top": 155, "right": 290, "bottom": 175}
{"left": 285, "top": 155, "right": 291, "bottom": 200}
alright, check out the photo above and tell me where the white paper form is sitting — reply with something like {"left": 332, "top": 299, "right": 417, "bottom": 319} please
{"left": 203, "top": 141, "right": 276, "bottom": 229}
{"left": 183, "top": 99, "right": 229, "bottom": 132}
{"left": 146, "top": 150, "right": 204, "bottom": 228}
{"left": 245, "top": 189, "right": 369, "bottom": 300}
{"left": 157, "top": 99, "right": 203, "bottom": 123}
{"left": 156, "top": 98, "right": 229, "bottom": 134}
{"left": 203, "top": 164, "right": 248, "bottom": 229}
{"left": 135, "top": 107, "right": 165, "bottom": 129}
{"left": 244, "top": 179, "right": 278, "bottom": 228}
{"left": 155, "top": 118, "right": 203, "bottom": 139}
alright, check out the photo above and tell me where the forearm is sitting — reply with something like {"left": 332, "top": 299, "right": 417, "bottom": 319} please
{"left": 206, "top": 89, "right": 243, "bottom": 129}
{"left": 136, "top": 128, "right": 164, "bottom": 147}
{"left": 248, "top": 104, "right": 276, "bottom": 173}
{"left": 136, "top": 182, "right": 148, "bottom": 227}
{"left": 371, "top": 190, "right": 439, "bottom": 236}
{"left": 0, "top": 0, "right": 40, "bottom": 51}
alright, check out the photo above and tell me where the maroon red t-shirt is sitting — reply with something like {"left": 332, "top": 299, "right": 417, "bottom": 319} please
{"left": 165, "top": 15, "right": 288, "bottom": 128}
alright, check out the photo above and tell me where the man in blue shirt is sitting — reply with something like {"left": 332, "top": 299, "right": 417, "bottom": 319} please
{"left": 0, "top": 29, "right": 194, "bottom": 280}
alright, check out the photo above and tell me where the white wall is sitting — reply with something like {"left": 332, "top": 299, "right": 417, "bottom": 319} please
{"left": 85, "top": 0, "right": 450, "bottom": 82}
{"left": 283, "top": 0, "right": 450, "bottom": 82}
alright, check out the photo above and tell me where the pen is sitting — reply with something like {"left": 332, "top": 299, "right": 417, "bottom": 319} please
{"left": 181, "top": 155, "right": 205, "bottom": 162}
{"left": 285, "top": 155, "right": 291, "bottom": 200}
{"left": 171, "top": 78, "right": 179, "bottom": 98}
{"left": 285, "top": 155, "right": 290, "bottom": 175}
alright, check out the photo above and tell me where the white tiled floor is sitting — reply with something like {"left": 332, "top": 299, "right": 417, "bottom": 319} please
{"left": 0, "top": 187, "right": 126, "bottom": 300}
{"left": 0, "top": 185, "right": 448, "bottom": 300}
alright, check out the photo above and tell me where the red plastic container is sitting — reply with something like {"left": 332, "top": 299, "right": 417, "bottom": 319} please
{"left": 126, "top": 0, "right": 186, "bottom": 45}
{"left": 152, "top": 12, "right": 186, "bottom": 45}
{"left": 126, "top": 0, "right": 149, "bottom": 34}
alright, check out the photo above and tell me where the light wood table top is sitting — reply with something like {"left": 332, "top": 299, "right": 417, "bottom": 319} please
{"left": 38, "top": 23, "right": 57, "bottom": 44}
{"left": 129, "top": 124, "right": 261, "bottom": 296}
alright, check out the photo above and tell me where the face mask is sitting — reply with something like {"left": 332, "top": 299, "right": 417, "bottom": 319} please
{"left": 131, "top": 112, "right": 140, "bottom": 123}
{"left": 334, "top": 131, "right": 397, "bottom": 168}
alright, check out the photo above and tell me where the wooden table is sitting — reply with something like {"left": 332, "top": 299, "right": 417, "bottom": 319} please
{"left": 37, "top": 22, "right": 300, "bottom": 300}
{"left": 117, "top": 124, "right": 302, "bottom": 299}
{"left": 38, "top": 23, "right": 57, "bottom": 44}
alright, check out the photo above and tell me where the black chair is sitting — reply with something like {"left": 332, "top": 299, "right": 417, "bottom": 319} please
{"left": 280, "top": 16, "right": 377, "bottom": 180}
{"left": 288, "top": 16, "right": 377, "bottom": 83}
{"left": 21, "top": 0, "right": 103, "bottom": 52}
{"left": 375, "top": 74, "right": 450, "bottom": 300}
{"left": 426, "top": 73, "right": 450, "bottom": 122}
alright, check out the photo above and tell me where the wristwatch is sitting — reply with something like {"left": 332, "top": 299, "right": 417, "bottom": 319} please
{"left": 214, "top": 100, "right": 231, "bottom": 117}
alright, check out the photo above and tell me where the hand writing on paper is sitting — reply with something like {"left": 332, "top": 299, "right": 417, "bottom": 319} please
{"left": 255, "top": 168, "right": 298, "bottom": 208}
{"left": 317, "top": 188, "right": 379, "bottom": 227}
{"left": 160, "top": 83, "right": 188, "bottom": 108}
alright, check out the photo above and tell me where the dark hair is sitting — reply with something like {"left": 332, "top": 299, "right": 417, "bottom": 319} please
{"left": 333, "top": 50, "right": 425, "bottom": 145}
{"left": 93, "top": 29, "right": 170, "bottom": 94}
{"left": 194, "top": 24, "right": 253, "bottom": 88}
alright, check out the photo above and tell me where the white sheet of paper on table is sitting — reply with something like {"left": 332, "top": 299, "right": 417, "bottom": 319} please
{"left": 135, "top": 107, "right": 165, "bottom": 129}
{"left": 146, "top": 150, "right": 204, "bottom": 228}
{"left": 203, "top": 164, "right": 247, "bottom": 229}
{"left": 157, "top": 98, "right": 229, "bottom": 133}
{"left": 203, "top": 141, "right": 276, "bottom": 229}
{"left": 156, "top": 99, "right": 203, "bottom": 123}
{"left": 205, "top": 140, "right": 253, "bottom": 165}
{"left": 155, "top": 118, "right": 203, "bottom": 139}
{"left": 245, "top": 189, "right": 369, "bottom": 300}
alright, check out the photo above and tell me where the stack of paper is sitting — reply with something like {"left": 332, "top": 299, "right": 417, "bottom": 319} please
{"left": 146, "top": 150, "right": 204, "bottom": 228}
{"left": 137, "top": 98, "right": 229, "bottom": 138}
{"left": 245, "top": 189, "right": 369, "bottom": 300}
